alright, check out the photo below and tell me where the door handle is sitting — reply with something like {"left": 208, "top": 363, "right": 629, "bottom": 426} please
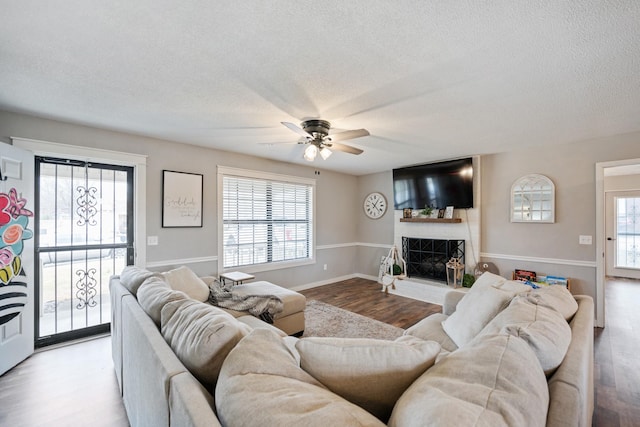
{"left": 607, "top": 237, "right": 616, "bottom": 241}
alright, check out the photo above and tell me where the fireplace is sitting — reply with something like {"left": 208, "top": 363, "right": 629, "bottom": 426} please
{"left": 402, "top": 237, "right": 465, "bottom": 282}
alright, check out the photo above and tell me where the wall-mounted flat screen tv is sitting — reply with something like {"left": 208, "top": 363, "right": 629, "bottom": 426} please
{"left": 393, "top": 158, "right": 474, "bottom": 209}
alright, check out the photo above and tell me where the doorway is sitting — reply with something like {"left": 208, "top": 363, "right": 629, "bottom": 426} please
{"left": 596, "top": 158, "right": 640, "bottom": 328}
{"left": 605, "top": 192, "right": 640, "bottom": 279}
{"left": 35, "top": 157, "right": 133, "bottom": 347}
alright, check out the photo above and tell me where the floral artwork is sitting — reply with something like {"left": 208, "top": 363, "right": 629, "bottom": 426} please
{"left": 0, "top": 188, "right": 34, "bottom": 325}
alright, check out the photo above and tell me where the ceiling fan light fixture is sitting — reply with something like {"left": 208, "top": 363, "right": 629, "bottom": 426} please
{"left": 303, "top": 144, "right": 318, "bottom": 161}
{"left": 319, "top": 147, "right": 332, "bottom": 160}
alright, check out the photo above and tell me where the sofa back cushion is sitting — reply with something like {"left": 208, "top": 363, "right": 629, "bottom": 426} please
{"left": 475, "top": 295, "right": 572, "bottom": 375}
{"left": 441, "top": 272, "right": 531, "bottom": 347}
{"left": 161, "top": 299, "right": 251, "bottom": 389}
{"left": 137, "top": 276, "right": 189, "bottom": 326}
{"left": 119, "top": 266, "right": 156, "bottom": 295}
{"left": 161, "top": 266, "right": 210, "bottom": 302}
{"left": 529, "top": 284, "right": 579, "bottom": 321}
{"left": 389, "top": 334, "right": 549, "bottom": 427}
{"left": 295, "top": 335, "right": 440, "bottom": 422}
{"left": 215, "top": 328, "right": 386, "bottom": 427}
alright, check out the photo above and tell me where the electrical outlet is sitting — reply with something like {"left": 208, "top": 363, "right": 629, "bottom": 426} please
{"left": 147, "top": 236, "right": 158, "bottom": 246}
{"left": 323, "top": 264, "right": 327, "bottom": 271}
{"left": 579, "top": 235, "right": 592, "bottom": 245}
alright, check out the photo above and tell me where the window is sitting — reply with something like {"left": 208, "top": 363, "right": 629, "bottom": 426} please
{"left": 218, "top": 167, "right": 315, "bottom": 272}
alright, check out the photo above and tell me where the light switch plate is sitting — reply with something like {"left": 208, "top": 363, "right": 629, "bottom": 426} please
{"left": 147, "top": 236, "right": 158, "bottom": 246}
{"left": 579, "top": 235, "right": 592, "bottom": 245}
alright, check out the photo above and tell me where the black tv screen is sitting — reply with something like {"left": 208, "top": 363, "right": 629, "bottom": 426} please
{"left": 393, "top": 158, "right": 474, "bottom": 210}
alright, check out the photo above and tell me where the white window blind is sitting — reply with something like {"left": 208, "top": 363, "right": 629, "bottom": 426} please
{"left": 221, "top": 171, "right": 314, "bottom": 269}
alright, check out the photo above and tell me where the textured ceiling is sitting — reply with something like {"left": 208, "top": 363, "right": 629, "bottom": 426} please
{"left": 1, "top": 1, "right": 639, "bottom": 175}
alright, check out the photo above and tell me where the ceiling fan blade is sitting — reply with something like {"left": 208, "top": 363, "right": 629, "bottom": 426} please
{"left": 329, "top": 142, "right": 364, "bottom": 155}
{"left": 281, "top": 122, "right": 313, "bottom": 139}
{"left": 326, "top": 128, "right": 370, "bottom": 143}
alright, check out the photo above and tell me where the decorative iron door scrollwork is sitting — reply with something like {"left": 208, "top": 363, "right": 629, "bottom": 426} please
{"left": 75, "top": 268, "right": 97, "bottom": 309}
{"left": 76, "top": 186, "right": 98, "bottom": 226}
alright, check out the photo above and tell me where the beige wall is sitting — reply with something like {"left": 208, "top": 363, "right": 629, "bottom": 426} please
{"left": 4, "top": 108, "right": 640, "bottom": 307}
{"left": 355, "top": 171, "right": 394, "bottom": 278}
{"left": 481, "top": 131, "right": 640, "bottom": 304}
{"left": 0, "top": 110, "right": 359, "bottom": 288}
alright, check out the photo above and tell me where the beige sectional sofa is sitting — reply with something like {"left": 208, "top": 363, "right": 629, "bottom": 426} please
{"left": 110, "top": 267, "right": 594, "bottom": 427}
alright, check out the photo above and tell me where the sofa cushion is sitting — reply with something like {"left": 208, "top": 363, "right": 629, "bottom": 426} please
{"left": 119, "top": 265, "right": 156, "bottom": 295}
{"left": 389, "top": 334, "right": 549, "bottom": 427}
{"left": 161, "top": 266, "right": 210, "bottom": 302}
{"left": 529, "top": 284, "right": 578, "bottom": 321}
{"left": 161, "top": 299, "right": 251, "bottom": 389}
{"left": 136, "top": 276, "right": 189, "bottom": 326}
{"left": 441, "top": 272, "right": 531, "bottom": 347}
{"left": 295, "top": 335, "right": 440, "bottom": 422}
{"left": 476, "top": 294, "right": 572, "bottom": 375}
{"left": 216, "top": 328, "right": 386, "bottom": 427}
{"left": 404, "top": 313, "right": 458, "bottom": 353}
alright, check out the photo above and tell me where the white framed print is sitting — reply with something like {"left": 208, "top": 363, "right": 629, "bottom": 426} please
{"left": 162, "top": 170, "right": 203, "bottom": 227}
{"left": 444, "top": 206, "right": 454, "bottom": 219}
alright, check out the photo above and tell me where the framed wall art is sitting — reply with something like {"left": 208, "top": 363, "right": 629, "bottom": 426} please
{"left": 162, "top": 170, "right": 203, "bottom": 227}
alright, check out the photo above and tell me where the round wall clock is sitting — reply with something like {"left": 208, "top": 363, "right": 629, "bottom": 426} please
{"left": 363, "top": 192, "right": 387, "bottom": 219}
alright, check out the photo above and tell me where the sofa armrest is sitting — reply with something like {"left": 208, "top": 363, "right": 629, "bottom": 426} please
{"left": 169, "top": 372, "right": 222, "bottom": 427}
{"left": 443, "top": 290, "right": 466, "bottom": 315}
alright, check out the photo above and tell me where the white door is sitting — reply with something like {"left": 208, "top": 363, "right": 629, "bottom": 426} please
{"left": 0, "top": 144, "right": 35, "bottom": 375}
{"left": 605, "top": 191, "right": 640, "bottom": 279}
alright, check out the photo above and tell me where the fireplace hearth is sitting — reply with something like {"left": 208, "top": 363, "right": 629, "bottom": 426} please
{"left": 402, "top": 237, "right": 465, "bottom": 282}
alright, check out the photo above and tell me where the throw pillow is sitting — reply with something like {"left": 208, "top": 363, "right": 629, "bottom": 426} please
{"left": 441, "top": 273, "right": 531, "bottom": 347}
{"left": 161, "top": 266, "right": 210, "bottom": 302}
{"left": 295, "top": 335, "right": 440, "bottom": 422}
{"left": 216, "top": 329, "right": 385, "bottom": 427}
{"left": 389, "top": 334, "right": 549, "bottom": 427}
{"left": 119, "top": 265, "right": 156, "bottom": 295}
{"left": 161, "top": 299, "right": 251, "bottom": 389}
{"left": 136, "top": 276, "right": 188, "bottom": 326}
{"left": 476, "top": 294, "right": 572, "bottom": 375}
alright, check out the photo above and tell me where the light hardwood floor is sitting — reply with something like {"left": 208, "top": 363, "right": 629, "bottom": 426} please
{"left": 0, "top": 277, "right": 638, "bottom": 426}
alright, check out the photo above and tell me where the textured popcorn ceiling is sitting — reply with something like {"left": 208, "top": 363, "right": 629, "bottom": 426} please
{"left": 1, "top": 1, "right": 639, "bottom": 175}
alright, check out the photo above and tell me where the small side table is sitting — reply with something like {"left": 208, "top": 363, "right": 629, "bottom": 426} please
{"left": 220, "top": 271, "right": 255, "bottom": 286}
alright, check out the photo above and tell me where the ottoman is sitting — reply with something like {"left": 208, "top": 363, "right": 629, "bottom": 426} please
{"left": 213, "top": 280, "right": 306, "bottom": 336}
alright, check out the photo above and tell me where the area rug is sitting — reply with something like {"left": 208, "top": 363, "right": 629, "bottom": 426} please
{"left": 302, "top": 300, "right": 404, "bottom": 340}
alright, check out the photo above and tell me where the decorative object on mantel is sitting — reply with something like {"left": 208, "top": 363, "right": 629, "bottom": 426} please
{"left": 446, "top": 257, "right": 464, "bottom": 288}
{"left": 399, "top": 217, "right": 462, "bottom": 223}
{"left": 419, "top": 205, "right": 434, "bottom": 217}
{"left": 162, "top": 170, "right": 203, "bottom": 228}
{"left": 444, "top": 206, "right": 454, "bottom": 219}
{"left": 403, "top": 208, "right": 413, "bottom": 219}
{"left": 381, "top": 245, "right": 406, "bottom": 294}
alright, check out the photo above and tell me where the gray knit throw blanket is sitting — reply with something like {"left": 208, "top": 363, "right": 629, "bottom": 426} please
{"left": 208, "top": 280, "right": 283, "bottom": 324}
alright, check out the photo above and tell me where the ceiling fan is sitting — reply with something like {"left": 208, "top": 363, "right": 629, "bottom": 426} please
{"left": 280, "top": 119, "right": 370, "bottom": 161}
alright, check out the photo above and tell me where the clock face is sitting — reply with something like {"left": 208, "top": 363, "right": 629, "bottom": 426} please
{"left": 364, "top": 192, "right": 387, "bottom": 219}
